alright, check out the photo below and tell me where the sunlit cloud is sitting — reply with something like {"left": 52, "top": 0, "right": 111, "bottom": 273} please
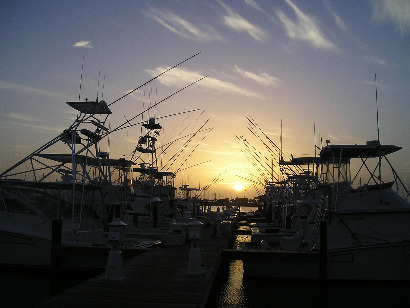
{"left": 73, "top": 41, "right": 93, "bottom": 48}
{"left": 371, "top": 0, "right": 410, "bottom": 34}
{"left": 275, "top": 0, "right": 338, "bottom": 50}
{"left": 143, "top": 6, "right": 224, "bottom": 42}
{"left": 219, "top": 1, "right": 269, "bottom": 42}
{"left": 0, "top": 81, "right": 66, "bottom": 99}
{"left": 146, "top": 67, "right": 264, "bottom": 99}
{"left": 2, "top": 112, "right": 39, "bottom": 122}
{"left": 234, "top": 65, "right": 280, "bottom": 87}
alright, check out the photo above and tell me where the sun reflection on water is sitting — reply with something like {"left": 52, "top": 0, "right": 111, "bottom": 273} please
{"left": 219, "top": 260, "right": 246, "bottom": 307}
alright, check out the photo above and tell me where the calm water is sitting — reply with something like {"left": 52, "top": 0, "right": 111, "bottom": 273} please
{"left": 208, "top": 259, "right": 410, "bottom": 308}
{"left": 206, "top": 233, "right": 410, "bottom": 308}
{"left": 206, "top": 232, "right": 409, "bottom": 308}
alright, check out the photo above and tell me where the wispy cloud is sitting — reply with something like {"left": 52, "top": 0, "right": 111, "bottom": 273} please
{"left": 73, "top": 41, "right": 93, "bottom": 48}
{"left": 371, "top": 0, "right": 410, "bottom": 34}
{"left": 367, "top": 55, "right": 388, "bottom": 67}
{"left": 219, "top": 1, "right": 269, "bottom": 42}
{"left": 2, "top": 112, "right": 39, "bottom": 122}
{"left": 324, "top": 1, "right": 348, "bottom": 32}
{"left": 143, "top": 6, "right": 224, "bottom": 42}
{"left": 244, "top": 0, "right": 263, "bottom": 12}
{"left": 275, "top": 0, "right": 338, "bottom": 50}
{"left": 9, "top": 121, "right": 63, "bottom": 133}
{"left": 234, "top": 65, "right": 280, "bottom": 87}
{"left": 0, "top": 81, "right": 66, "bottom": 99}
{"left": 146, "top": 67, "right": 264, "bottom": 99}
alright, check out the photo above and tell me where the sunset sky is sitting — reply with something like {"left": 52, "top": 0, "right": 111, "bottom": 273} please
{"left": 1, "top": 0, "right": 409, "bottom": 198}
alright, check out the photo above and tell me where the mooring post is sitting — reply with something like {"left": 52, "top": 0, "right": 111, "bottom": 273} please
{"left": 105, "top": 219, "right": 127, "bottom": 280}
{"left": 187, "top": 219, "right": 204, "bottom": 275}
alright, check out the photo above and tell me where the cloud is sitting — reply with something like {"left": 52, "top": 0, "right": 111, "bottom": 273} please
{"left": 73, "top": 41, "right": 93, "bottom": 48}
{"left": 371, "top": 0, "right": 410, "bottom": 34}
{"left": 9, "top": 121, "right": 63, "bottom": 133}
{"left": 219, "top": 1, "right": 269, "bottom": 42}
{"left": 275, "top": 0, "right": 338, "bottom": 50}
{"left": 0, "top": 81, "right": 66, "bottom": 99}
{"left": 2, "top": 112, "right": 39, "bottom": 122}
{"left": 367, "top": 55, "right": 388, "bottom": 67}
{"left": 143, "top": 7, "right": 224, "bottom": 42}
{"left": 146, "top": 66, "right": 264, "bottom": 99}
{"left": 234, "top": 65, "right": 280, "bottom": 87}
{"left": 244, "top": 0, "right": 263, "bottom": 12}
{"left": 324, "top": 1, "right": 348, "bottom": 32}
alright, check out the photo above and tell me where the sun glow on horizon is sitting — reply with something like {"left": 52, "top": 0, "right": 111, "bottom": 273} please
{"left": 233, "top": 182, "right": 244, "bottom": 191}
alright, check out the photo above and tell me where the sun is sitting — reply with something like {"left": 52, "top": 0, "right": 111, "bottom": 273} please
{"left": 233, "top": 183, "right": 244, "bottom": 191}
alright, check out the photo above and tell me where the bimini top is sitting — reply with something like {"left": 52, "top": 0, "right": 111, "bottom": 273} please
{"left": 320, "top": 141, "right": 401, "bottom": 159}
{"left": 67, "top": 100, "right": 112, "bottom": 114}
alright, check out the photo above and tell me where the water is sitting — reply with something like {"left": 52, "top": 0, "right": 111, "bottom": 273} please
{"left": 208, "top": 259, "right": 410, "bottom": 308}
{"left": 206, "top": 231, "right": 410, "bottom": 308}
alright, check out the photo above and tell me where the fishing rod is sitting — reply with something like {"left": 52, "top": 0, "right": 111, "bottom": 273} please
{"left": 107, "top": 76, "right": 207, "bottom": 135}
{"left": 242, "top": 136, "right": 281, "bottom": 179}
{"left": 156, "top": 127, "right": 212, "bottom": 151}
{"left": 236, "top": 135, "right": 279, "bottom": 182}
{"left": 115, "top": 108, "right": 202, "bottom": 132}
{"left": 247, "top": 117, "right": 300, "bottom": 167}
{"left": 107, "top": 52, "right": 201, "bottom": 108}
{"left": 155, "top": 110, "right": 206, "bottom": 156}
{"left": 239, "top": 148, "right": 271, "bottom": 184}
{"left": 176, "top": 160, "right": 211, "bottom": 173}
{"left": 175, "top": 128, "right": 214, "bottom": 174}
{"left": 161, "top": 119, "right": 210, "bottom": 171}
{"left": 246, "top": 117, "right": 303, "bottom": 175}
{"left": 195, "top": 169, "right": 227, "bottom": 198}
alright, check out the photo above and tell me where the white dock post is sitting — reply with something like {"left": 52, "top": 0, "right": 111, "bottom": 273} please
{"left": 105, "top": 218, "right": 127, "bottom": 280}
{"left": 187, "top": 219, "right": 204, "bottom": 275}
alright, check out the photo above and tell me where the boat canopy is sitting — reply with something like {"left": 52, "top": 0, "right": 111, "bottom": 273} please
{"left": 66, "top": 100, "right": 112, "bottom": 114}
{"left": 320, "top": 142, "right": 401, "bottom": 159}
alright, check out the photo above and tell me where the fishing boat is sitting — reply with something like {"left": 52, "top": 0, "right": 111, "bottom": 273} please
{"left": 0, "top": 54, "right": 207, "bottom": 269}
{"left": 241, "top": 140, "right": 410, "bottom": 281}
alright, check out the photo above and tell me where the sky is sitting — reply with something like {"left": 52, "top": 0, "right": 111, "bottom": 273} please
{"left": 1, "top": 0, "right": 409, "bottom": 199}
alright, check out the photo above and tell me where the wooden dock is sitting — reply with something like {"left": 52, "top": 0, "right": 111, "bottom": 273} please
{"left": 38, "top": 225, "right": 228, "bottom": 308}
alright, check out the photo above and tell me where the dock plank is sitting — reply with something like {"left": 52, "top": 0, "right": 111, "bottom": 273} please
{"left": 38, "top": 225, "right": 227, "bottom": 308}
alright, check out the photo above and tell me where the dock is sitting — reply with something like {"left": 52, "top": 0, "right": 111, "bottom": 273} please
{"left": 38, "top": 225, "right": 229, "bottom": 308}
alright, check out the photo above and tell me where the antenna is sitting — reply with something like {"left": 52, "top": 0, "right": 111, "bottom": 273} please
{"left": 375, "top": 74, "right": 379, "bottom": 142}
{"left": 102, "top": 75, "right": 105, "bottom": 99}
{"left": 97, "top": 70, "right": 100, "bottom": 101}
{"left": 280, "top": 119, "right": 283, "bottom": 161}
{"left": 375, "top": 74, "right": 382, "bottom": 190}
{"left": 79, "top": 54, "right": 84, "bottom": 101}
{"left": 314, "top": 122, "right": 316, "bottom": 157}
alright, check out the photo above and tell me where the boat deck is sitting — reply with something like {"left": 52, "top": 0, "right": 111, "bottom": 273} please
{"left": 38, "top": 225, "right": 228, "bottom": 308}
